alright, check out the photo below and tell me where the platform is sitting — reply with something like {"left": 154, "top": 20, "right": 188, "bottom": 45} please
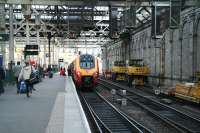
{"left": 46, "top": 76, "right": 91, "bottom": 133}
{"left": 0, "top": 74, "right": 91, "bottom": 133}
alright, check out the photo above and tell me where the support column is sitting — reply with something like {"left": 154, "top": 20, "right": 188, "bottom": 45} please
{"left": 160, "top": 37, "right": 165, "bottom": 86}
{"left": 192, "top": 15, "right": 197, "bottom": 80}
{"left": 43, "top": 38, "right": 46, "bottom": 67}
{"left": 47, "top": 32, "right": 51, "bottom": 66}
{"left": 9, "top": 4, "right": 14, "bottom": 63}
{"left": 23, "top": 4, "right": 31, "bottom": 60}
{"left": 36, "top": 28, "right": 40, "bottom": 63}
{"left": 127, "top": 6, "right": 136, "bottom": 61}
{"left": 170, "top": 29, "right": 174, "bottom": 85}
{"left": 52, "top": 37, "right": 55, "bottom": 64}
{"left": 109, "top": 5, "right": 112, "bottom": 38}
{"left": 105, "top": 46, "right": 108, "bottom": 70}
{"left": 0, "top": 4, "right": 6, "bottom": 66}
{"left": 126, "top": 6, "right": 136, "bottom": 28}
{"left": 36, "top": 15, "right": 40, "bottom": 64}
{"left": 180, "top": 33, "right": 183, "bottom": 82}
{"left": 25, "top": 18, "right": 29, "bottom": 60}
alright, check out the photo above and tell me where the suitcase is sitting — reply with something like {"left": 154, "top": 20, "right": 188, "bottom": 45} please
{"left": 49, "top": 72, "right": 53, "bottom": 78}
{"left": 19, "top": 81, "right": 26, "bottom": 93}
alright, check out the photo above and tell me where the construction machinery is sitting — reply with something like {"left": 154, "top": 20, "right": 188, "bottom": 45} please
{"left": 126, "top": 59, "right": 150, "bottom": 86}
{"left": 111, "top": 61, "right": 126, "bottom": 81}
{"left": 171, "top": 72, "right": 200, "bottom": 103}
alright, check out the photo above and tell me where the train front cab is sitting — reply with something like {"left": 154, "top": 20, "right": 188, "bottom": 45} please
{"left": 73, "top": 55, "right": 99, "bottom": 88}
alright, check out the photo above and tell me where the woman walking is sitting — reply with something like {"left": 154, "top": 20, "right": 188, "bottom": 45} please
{"left": 18, "top": 61, "right": 32, "bottom": 97}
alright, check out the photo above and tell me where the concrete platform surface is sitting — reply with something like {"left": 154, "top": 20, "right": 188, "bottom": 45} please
{"left": 63, "top": 77, "right": 91, "bottom": 133}
{"left": 0, "top": 74, "right": 65, "bottom": 133}
{"left": 46, "top": 77, "right": 91, "bottom": 133}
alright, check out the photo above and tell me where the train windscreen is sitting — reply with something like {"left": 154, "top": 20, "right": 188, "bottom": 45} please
{"left": 80, "top": 55, "right": 95, "bottom": 69}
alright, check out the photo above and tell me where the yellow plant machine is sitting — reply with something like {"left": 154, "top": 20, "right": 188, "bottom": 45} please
{"left": 126, "top": 59, "right": 150, "bottom": 86}
{"left": 171, "top": 72, "right": 200, "bottom": 103}
{"left": 111, "top": 61, "right": 126, "bottom": 81}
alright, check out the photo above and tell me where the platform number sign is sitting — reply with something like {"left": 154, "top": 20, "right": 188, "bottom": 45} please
{"left": 59, "top": 59, "right": 64, "bottom": 62}
{"left": 0, "top": 34, "right": 9, "bottom": 41}
{"left": 24, "top": 45, "right": 39, "bottom": 55}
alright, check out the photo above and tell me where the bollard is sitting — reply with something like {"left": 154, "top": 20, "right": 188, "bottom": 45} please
{"left": 111, "top": 89, "right": 116, "bottom": 103}
{"left": 111, "top": 89, "right": 116, "bottom": 95}
{"left": 121, "top": 98, "right": 127, "bottom": 106}
{"left": 121, "top": 90, "right": 127, "bottom": 106}
{"left": 122, "top": 90, "right": 126, "bottom": 96}
{"left": 154, "top": 89, "right": 160, "bottom": 95}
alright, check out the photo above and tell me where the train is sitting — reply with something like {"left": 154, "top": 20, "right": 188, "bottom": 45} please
{"left": 69, "top": 54, "right": 99, "bottom": 89}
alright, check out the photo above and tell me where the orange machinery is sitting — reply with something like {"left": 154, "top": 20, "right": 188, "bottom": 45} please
{"left": 126, "top": 59, "right": 150, "bottom": 86}
{"left": 170, "top": 72, "right": 200, "bottom": 103}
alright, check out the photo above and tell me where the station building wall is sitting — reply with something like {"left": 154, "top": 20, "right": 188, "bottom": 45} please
{"left": 133, "top": 7, "right": 200, "bottom": 86}
{"left": 105, "top": 7, "right": 200, "bottom": 87}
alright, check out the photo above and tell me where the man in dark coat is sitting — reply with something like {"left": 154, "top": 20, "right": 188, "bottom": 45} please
{"left": 13, "top": 61, "right": 22, "bottom": 93}
{"left": 0, "top": 66, "right": 5, "bottom": 94}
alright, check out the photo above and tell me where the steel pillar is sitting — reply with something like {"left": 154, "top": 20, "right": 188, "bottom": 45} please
{"left": 170, "top": 29, "right": 174, "bottom": 85}
{"left": 52, "top": 38, "right": 55, "bottom": 64}
{"left": 36, "top": 28, "right": 40, "bottom": 63}
{"left": 43, "top": 39, "right": 46, "bottom": 67}
{"left": 47, "top": 32, "right": 51, "bottom": 66}
{"left": 105, "top": 46, "right": 108, "bottom": 70}
{"left": 25, "top": 18, "right": 29, "bottom": 60}
{"left": 23, "top": 4, "right": 31, "bottom": 60}
{"left": 9, "top": 4, "right": 14, "bottom": 63}
{"left": 130, "top": 6, "right": 136, "bottom": 27}
{"left": 0, "top": 4, "right": 5, "bottom": 66}
{"left": 36, "top": 14, "right": 41, "bottom": 64}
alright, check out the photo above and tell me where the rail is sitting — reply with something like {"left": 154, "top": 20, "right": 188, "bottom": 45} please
{"left": 99, "top": 79, "right": 200, "bottom": 133}
{"left": 79, "top": 90, "right": 146, "bottom": 133}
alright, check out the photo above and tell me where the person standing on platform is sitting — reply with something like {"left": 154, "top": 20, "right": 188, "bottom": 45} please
{"left": 38, "top": 64, "right": 44, "bottom": 80}
{"left": 63, "top": 68, "right": 66, "bottom": 76}
{"left": 18, "top": 61, "right": 32, "bottom": 97}
{"left": 13, "top": 61, "right": 22, "bottom": 93}
{"left": 0, "top": 66, "right": 5, "bottom": 95}
{"left": 30, "top": 65, "right": 36, "bottom": 91}
{"left": 60, "top": 67, "right": 63, "bottom": 76}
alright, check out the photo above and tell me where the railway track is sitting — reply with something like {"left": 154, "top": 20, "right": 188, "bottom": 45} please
{"left": 103, "top": 78, "right": 200, "bottom": 121}
{"left": 99, "top": 79, "right": 200, "bottom": 133}
{"left": 79, "top": 90, "right": 152, "bottom": 133}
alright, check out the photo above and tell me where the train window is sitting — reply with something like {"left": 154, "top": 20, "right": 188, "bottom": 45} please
{"left": 80, "top": 55, "right": 95, "bottom": 69}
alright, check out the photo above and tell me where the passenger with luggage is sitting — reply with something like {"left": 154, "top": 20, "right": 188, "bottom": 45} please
{"left": 0, "top": 66, "right": 5, "bottom": 95}
{"left": 18, "top": 61, "right": 32, "bottom": 97}
{"left": 13, "top": 61, "right": 22, "bottom": 93}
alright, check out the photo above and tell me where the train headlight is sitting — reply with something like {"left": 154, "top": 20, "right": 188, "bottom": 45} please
{"left": 76, "top": 71, "right": 82, "bottom": 77}
{"left": 93, "top": 72, "right": 99, "bottom": 78}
